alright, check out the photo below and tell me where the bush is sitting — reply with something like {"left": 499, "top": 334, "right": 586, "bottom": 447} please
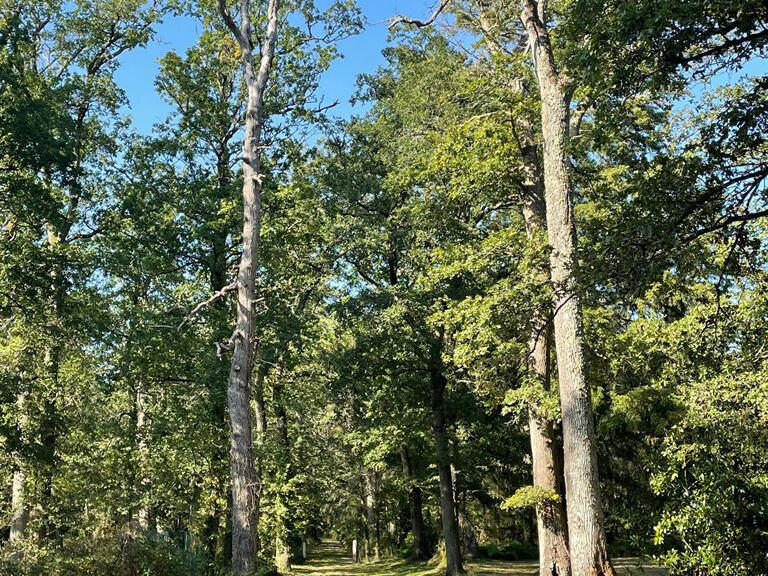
{"left": 0, "top": 530, "right": 211, "bottom": 576}
{"left": 652, "top": 374, "right": 768, "bottom": 576}
{"left": 476, "top": 540, "right": 537, "bottom": 561}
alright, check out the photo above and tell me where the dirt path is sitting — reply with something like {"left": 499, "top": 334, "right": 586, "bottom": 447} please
{"left": 293, "top": 541, "right": 667, "bottom": 576}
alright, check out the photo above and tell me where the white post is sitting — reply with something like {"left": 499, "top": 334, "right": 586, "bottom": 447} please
{"left": 352, "top": 539, "right": 358, "bottom": 563}
{"left": 302, "top": 539, "right": 307, "bottom": 560}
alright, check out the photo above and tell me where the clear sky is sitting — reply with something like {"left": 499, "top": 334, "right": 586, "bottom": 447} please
{"left": 115, "top": 0, "right": 437, "bottom": 134}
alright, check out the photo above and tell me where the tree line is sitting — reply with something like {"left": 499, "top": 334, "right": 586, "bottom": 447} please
{"left": 1, "top": 1, "right": 767, "bottom": 576}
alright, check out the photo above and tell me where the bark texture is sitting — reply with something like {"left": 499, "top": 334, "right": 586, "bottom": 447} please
{"left": 217, "top": 0, "right": 280, "bottom": 573}
{"left": 135, "top": 382, "right": 154, "bottom": 533}
{"left": 521, "top": 2, "right": 614, "bottom": 575}
{"left": 457, "top": 494, "right": 478, "bottom": 560}
{"left": 10, "top": 391, "right": 28, "bottom": 546}
{"left": 520, "top": 111, "right": 571, "bottom": 576}
{"left": 400, "top": 446, "right": 429, "bottom": 560}
{"left": 528, "top": 410, "right": 570, "bottom": 576}
{"left": 429, "top": 343, "right": 464, "bottom": 576}
{"left": 457, "top": 5, "right": 572, "bottom": 571}
{"left": 10, "top": 469, "right": 28, "bottom": 542}
{"left": 274, "top": 381, "right": 292, "bottom": 573}
{"left": 364, "top": 469, "right": 381, "bottom": 561}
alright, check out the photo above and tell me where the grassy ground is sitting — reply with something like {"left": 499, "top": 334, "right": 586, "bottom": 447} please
{"left": 293, "top": 541, "right": 667, "bottom": 576}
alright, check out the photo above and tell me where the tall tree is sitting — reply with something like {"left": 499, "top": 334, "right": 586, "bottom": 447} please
{"left": 392, "top": 4, "right": 572, "bottom": 573}
{"left": 216, "top": 0, "right": 279, "bottom": 572}
{"left": 1, "top": 0, "right": 159, "bottom": 550}
{"left": 429, "top": 338, "right": 464, "bottom": 575}
{"left": 464, "top": 5, "right": 571, "bottom": 573}
{"left": 519, "top": 2, "right": 614, "bottom": 574}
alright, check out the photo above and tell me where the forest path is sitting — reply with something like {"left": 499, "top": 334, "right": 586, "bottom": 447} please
{"left": 294, "top": 540, "right": 667, "bottom": 576}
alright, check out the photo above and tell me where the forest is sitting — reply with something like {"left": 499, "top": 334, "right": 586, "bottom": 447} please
{"left": 1, "top": 0, "right": 767, "bottom": 575}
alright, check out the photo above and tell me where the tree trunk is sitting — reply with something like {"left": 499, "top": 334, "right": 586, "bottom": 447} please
{"left": 528, "top": 412, "right": 570, "bottom": 576}
{"left": 274, "top": 381, "right": 292, "bottom": 573}
{"left": 400, "top": 446, "right": 429, "bottom": 560}
{"left": 136, "top": 381, "right": 155, "bottom": 533}
{"left": 429, "top": 342, "right": 464, "bottom": 576}
{"left": 39, "top": 381, "right": 58, "bottom": 543}
{"left": 254, "top": 364, "right": 268, "bottom": 441}
{"left": 218, "top": 0, "right": 280, "bottom": 573}
{"left": 227, "top": 338, "right": 258, "bottom": 576}
{"left": 521, "top": 3, "right": 614, "bottom": 575}
{"left": 469, "top": 3, "right": 573, "bottom": 569}
{"left": 10, "top": 468, "right": 28, "bottom": 542}
{"left": 364, "top": 469, "right": 381, "bottom": 561}
{"left": 458, "top": 511, "right": 478, "bottom": 560}
{"left": 10, "top": 391, "right": 28, "bottom": 548}
{"left": 8, "top": 468, "right": 28, "bottom": 563}
{"left": 276, "top": 536, "right": 292, "bottom": 573}
{"left": 519, "top": 100, "right": 571, "bottom": 576}
{"left": 468, "top": 8, "right": 572, "bottom": 569}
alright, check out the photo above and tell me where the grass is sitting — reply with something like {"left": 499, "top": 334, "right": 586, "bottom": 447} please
{"left": 293, "top": 541, "right": 668, "bottom": 576}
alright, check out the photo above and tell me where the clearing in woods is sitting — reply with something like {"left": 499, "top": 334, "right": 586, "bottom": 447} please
{"left": 294, "top": 541, "right": 667, "bottom": 576}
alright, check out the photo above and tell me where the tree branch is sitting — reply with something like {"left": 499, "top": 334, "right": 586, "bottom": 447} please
{"left": 253, "top": 0, "right": 280, "bottom": 92}
{"left": 178, "top": 281, "right": 238, "bottom": 330}
{"left": 216, "top": 329, "right": 245, "bottom": 359}
{"left": 217, "top": 0, "right": 249, "bottom": 49}
{"left": 674, "top": 28, "right": 768, "bottom": 68}
{"left": 686, "top": 208, "right": 768, "bottom": 241}
{"left": 389, "top": 0, "right": 450, "bottom": 29}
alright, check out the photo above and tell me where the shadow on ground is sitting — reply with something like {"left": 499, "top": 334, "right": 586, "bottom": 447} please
{"left": 294, "top": 541, "right": 667, "bottom": 576}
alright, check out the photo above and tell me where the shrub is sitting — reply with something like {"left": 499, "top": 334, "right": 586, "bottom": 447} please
{"left": 476, "top": 540, "right": 537, "bottom": 561}
{"left": 652, "top": 374, "right": 768, "bottom": 576}
{"left": 0, "top": 530, "right": 211, "bottom": 576}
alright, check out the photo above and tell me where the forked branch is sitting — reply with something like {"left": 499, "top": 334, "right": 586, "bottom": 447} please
{"left": 217, "top": 0, "right": 249, "bottom": 49}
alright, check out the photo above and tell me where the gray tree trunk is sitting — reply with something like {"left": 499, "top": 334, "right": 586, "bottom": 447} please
{"left": 217, "top": 0, "right": 280, "bottom": 573}
{"left": 458, "top": 511, "right": 478, "bottom": 560}
{"left": 136, "top": 381, "right": 154, "bottom": 533}
{"left": 364, "top": 469, "right": 381, "bottom": 561}
{"left": 429, "top": 343, "right": 464, "bottom": 576}
{"left": 10, "top": 391, "right": 28, "bottom": 548}
{"left": 400, "top": 446, "right": 429, "bottom": 560}
{"left": 528, "top": 407, "right": 570, "bottom": 576}
{"left": 10, "top": 469, "right": 28, "bottom": 542}
{"left": 519, "top": 106, "right": 571, "bottom": 576}
{"left": 521, "top": 3, "right": 614, "bottom": 575}
{"left": 465, "top": 6, "right": 572, "bottom": 571}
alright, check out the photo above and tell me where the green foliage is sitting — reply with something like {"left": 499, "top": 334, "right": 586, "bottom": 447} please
{"left": 0, "top": 532, "right": 210, "bottom": 576}
{"left": 651, "top": 372, "right": 768, "bottom": 576}
{"left": 501, "top": 486, "right": 561, "bottom": 511}
{"left": 475, "top": 541, "right": 538, "bottom": 561}
{"left": 2, "top": 0, "right": 768, "bottom": 574}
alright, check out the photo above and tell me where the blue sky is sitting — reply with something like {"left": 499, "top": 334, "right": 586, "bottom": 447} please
{"left": 115, "top": 0, "right": 437, "bottom": 134}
